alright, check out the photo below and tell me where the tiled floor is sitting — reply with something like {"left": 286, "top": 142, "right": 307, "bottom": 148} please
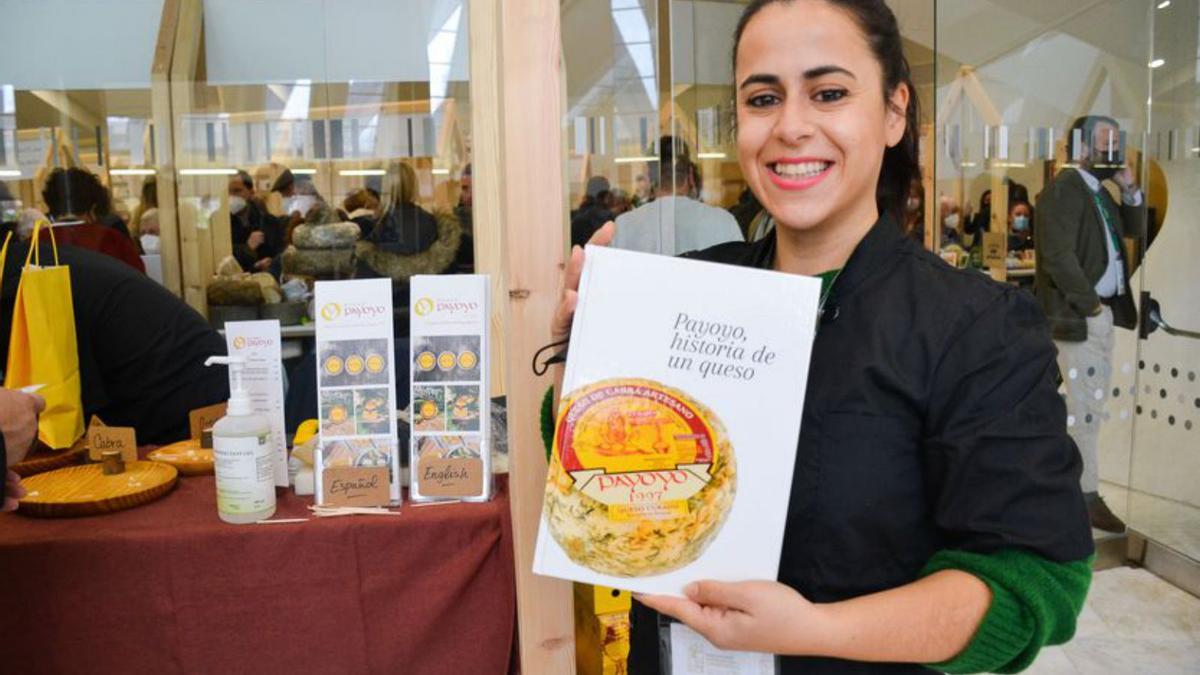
{"left": 1025, "top": 567, "right": 1200, "bottom": 674}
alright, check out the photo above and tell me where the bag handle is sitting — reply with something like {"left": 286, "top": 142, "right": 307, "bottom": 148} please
{"left": 0, "top": 230, "right": 11, "bottom": 300}
{"left": 23, "top": 218, "right": 60, "bottom": 269}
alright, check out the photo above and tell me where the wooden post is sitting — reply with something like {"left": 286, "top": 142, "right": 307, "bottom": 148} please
{"left": 495, "top": 1, "right": 576, "bottom": 672}
{"left": 469, "top": 0, "right": 508, "bottom": 400}
{"left": 150, "top": 0, "right": 183, "bottom": 296}
{"left": 170, "top": 0, "right": 208, "bottom": 312}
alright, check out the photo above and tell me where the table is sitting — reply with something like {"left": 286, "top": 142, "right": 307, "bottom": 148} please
{"left": 0, "top": 471, "right": 516, "bottom": 674}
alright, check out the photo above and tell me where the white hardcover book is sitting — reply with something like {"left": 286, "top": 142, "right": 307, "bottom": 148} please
{"left": 533, "top": 245, "right": 820, "bottom": 595}
{"left": 409, "top": 275, "right": 492, "bottom": 502}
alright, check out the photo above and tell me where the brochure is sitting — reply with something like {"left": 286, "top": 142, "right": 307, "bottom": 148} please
{"left": 225, "top": 320, "right": 288, "bottom": 487}
{"left": 409, "top": 274, "right": 492, "bottom": 502}
{"left": 313, "top": 279, "right": 400, "bottom": 506}
{"left": 533, "top": 245, "right": 820, "bottom": 595}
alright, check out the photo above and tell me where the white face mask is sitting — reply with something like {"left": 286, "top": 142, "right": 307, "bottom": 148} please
{"left": 943, "top": 213, "right": 960, "bottom": 230}
{"left": 229, "top": 195, "right": 248, "bottom": 214}
{"left": 140, "top": 233, "right": 161, "bottom": 253}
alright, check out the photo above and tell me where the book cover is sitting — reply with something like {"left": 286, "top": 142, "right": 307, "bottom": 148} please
{"left": 533, "top": 245, "right": 820, "bottom": 595}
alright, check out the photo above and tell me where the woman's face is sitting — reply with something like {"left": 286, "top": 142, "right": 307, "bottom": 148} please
{"left": 735, "top": 0, "right": 908, "bottom": 235}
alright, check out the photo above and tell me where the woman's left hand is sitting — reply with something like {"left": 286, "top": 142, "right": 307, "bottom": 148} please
{"left": 4, "top": 469, "right": 27, "bottom": 512}
{"left": 637, "top": 580, "right": 833, "bottom": 655}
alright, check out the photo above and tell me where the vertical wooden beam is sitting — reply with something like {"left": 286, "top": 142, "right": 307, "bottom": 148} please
{"left": 496, "top": 1, "right": 576, "bottom": 672}
{"left": 151, "top": 0, "right": 183, "bottom": 296}
{"left": 656, "top": 0, "right": 673, "bottom": 137}
{"left": 171, "top": 0, "right": 207, "bottom": 312}
{"left": 469, "top": 0, "right": 508, "bottom": 400}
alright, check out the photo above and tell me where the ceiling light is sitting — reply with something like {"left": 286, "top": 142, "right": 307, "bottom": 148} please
{"left": 1149, "top": 58, "right": 1165, "bottom": 69}
{"left": 697, "top": 152, "right": 727, "bottom": 160}
{"left": 109, "top": 168, "right": 157, "bottom": 176}
{"left": 614, "top": 156, "right": 659, "bottom": 164}
{"left": 1157, "top": 1, "right": 1171, "bottom": 9}
{"left": 292, "top": 168, "right": 317, "bottom": 175}
{"left": 431, "top": 169, "right": 450, "bottom": 175}
{"left": 0, "top": 169, "right": 21, "bottom": 177}
{"left": 338, "top": 169, "right": 385, "bottom": 176}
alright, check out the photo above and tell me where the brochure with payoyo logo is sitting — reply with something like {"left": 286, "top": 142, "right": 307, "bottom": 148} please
{"left": 409, "top": 275, "right": 491, "bottom": 502}
{"left": 224, "top": 319, "right": 288, "bottom": 486}
{"left": 314, "top": 279, "right": 400, "bottom": 506}
{"left": 533, "top": 245, "right": 819, "bottom": 595}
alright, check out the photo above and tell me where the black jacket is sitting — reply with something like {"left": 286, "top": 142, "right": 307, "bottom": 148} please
{"left": 0, "top": 244, "right": 229, "bottom": 444}
{"left": 1034, "top": 169, "right": 1144, "bottom": 341}
{"left": 231, "top": 201, "right": 288, "bottom": 272}
{"left": 631, "top": 217, "right": 1093, "bottom": 674}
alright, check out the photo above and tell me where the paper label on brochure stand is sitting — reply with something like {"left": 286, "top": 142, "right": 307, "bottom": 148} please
{"left": 408, "top": 274, "right": 491, "bottom": 502}
{"left": 313, "top": 279, "right": 400, "bottom": 506}
{"left": 225, "top": 320, "right": 289, "bottom": 487}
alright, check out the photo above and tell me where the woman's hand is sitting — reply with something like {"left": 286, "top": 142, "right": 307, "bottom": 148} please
{"left": 4, "top": 469, "right": 27, "bottom": 512}
{"left": 0, "top": 389, "right": 45, "bottom": 466}
{"left": 637, "top": 580, "right": 834, "bottom": 655}
{"left": 550, "top": 222, "right": 615, "bottom": 342}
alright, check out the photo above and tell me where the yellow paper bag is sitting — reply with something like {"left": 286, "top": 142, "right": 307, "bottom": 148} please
{"left": 2, "top": 224, "right": 84, "bottom": 449}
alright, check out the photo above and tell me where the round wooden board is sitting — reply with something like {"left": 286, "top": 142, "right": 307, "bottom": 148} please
{"left": 18, "top": 461, "right": 179, "bottom": 518}
{"left": 12, "top": 439, "right": 88, "bottom": 478}
{"left": 148, "top": 439, "right": 214, "bottom": 476}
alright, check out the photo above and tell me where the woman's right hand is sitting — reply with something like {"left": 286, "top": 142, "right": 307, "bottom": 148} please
{"left": 550, "top": 221, "right": 615, "bottom": 343}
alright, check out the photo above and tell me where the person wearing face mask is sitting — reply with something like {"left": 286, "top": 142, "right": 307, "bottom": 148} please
{"left": 229, "top": 170, "right": 287, "bottom": 273}
{"left": 938, "top": 194, "right": 963, "bottom": 248}
{"left": 1008, "top": 201, "right": 1034, "bottom": 252}
{"left": 1034, "top": 114, "right": 1145, "bottom": 534}
{"left": 137, "top": 208, "right": 161, "bottom": 253}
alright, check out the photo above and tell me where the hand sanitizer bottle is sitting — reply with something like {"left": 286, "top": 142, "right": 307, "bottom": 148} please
{"left": 205, "top": 356, "right": 276, "bottom": 523}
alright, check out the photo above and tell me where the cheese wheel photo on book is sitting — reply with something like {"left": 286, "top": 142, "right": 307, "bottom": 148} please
{"left": 544, "top": 378, "right": 735, "bottom": 577}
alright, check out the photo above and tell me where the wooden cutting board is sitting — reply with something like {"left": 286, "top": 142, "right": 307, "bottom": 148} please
{"left": 18, "top": 461, "right": 178, "bottom": 518}
{"left": 12, "top": 437, "right": 89, "bottom": 477}
{"left": 147, "top": 439, "right": 214, "bottom": 476}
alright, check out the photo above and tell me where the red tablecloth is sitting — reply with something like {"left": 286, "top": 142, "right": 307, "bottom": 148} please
{"left": 0, "top": 471, "right": 516, "bottom": 675}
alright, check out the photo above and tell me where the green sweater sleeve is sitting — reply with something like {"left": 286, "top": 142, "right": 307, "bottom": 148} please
{"left": 922, "top": 549, "right": 1093, "bottom": 674}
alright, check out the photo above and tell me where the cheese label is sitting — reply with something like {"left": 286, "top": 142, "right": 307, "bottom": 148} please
{"left": 545, "top": 377, "right": 736, "bottom": 577}
{"left": 556, "top": 382, "right": 718, "bottom": 520}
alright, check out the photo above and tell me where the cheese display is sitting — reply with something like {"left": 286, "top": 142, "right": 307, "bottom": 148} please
{"left": 544, "top": 378, "right": 735, "bottom": 577}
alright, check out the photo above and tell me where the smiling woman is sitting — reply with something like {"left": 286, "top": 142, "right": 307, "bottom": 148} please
{"left": 552, "top": 1, "right": 1096, "bottom": 674}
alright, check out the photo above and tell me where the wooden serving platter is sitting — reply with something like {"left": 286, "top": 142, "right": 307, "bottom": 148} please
{"left": 18, "top": 461, "right": 179, "bottom": 518}
{"left": 147, "top": 439, "right": 214, "bottom": 476}
{"left": 12, "top": 438, "right": 88, "bottom": 478}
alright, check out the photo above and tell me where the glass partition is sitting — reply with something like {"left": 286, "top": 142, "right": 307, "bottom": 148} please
{"left": 174, "top": 0, "right": 473, "bottom": 315}
{"left": 0, "top": 0, "right": 164, "bottom": 276}
{"left": 1129, "top": 0, "right": 1200, "bottom": 562}
{"left": 561, "top": 0, "right": 934, "bottom": 253}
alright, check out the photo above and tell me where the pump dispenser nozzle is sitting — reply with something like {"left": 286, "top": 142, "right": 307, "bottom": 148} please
{"left": 205, "top": 356, "right": 252, "bottom": 415}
